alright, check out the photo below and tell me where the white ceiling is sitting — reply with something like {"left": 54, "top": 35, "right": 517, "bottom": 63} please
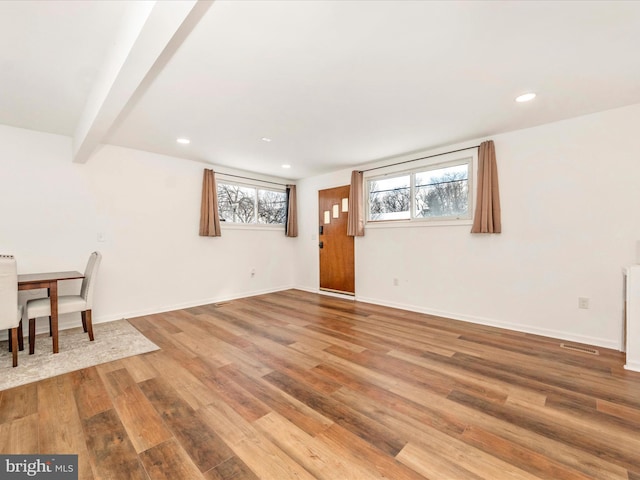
{"left": 2, "top": 0, "right": 640, "bottom": 180}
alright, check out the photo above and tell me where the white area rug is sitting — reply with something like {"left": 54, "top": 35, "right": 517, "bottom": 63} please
{"left": 0, "top": 319, "right": 159, "bottom": 391}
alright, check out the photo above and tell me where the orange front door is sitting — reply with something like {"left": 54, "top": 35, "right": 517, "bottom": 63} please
{"left": 319, "top": 185, "right": 355, "bottom": 295}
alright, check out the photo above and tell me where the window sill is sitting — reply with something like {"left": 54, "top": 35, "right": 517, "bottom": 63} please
{"left": 365, "top": 219, "right": 472, "bottom": 229}
{"left": 220, "top": 223, "right": 284, "bottom": 232}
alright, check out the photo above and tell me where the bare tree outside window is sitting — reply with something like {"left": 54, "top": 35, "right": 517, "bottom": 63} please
{"left": 258, "top": 189, "right": 287, "bottom": 224}
{"left": 369, "top": 176, "right": 410, "bottom": 221}
{"left": 217, "top": 182, "right": 286, "bottom": 224}
{"left": 217, "top": 183, "right": 256, "bottom": 223}
{"left": 415, "top": 165, "right": 468, "bottom": 218}
{"left": 367, "top": 159, "right": 471, "bottom": 222}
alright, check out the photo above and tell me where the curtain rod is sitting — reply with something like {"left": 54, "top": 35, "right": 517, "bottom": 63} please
{"left": 217, "top": 172, "right": 289, "bottom": 187}
{"left": 360, "top": 145, "right": 481, "bottom": 174}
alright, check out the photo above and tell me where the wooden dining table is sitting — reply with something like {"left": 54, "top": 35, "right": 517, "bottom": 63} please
{"left": 18, "top": 270, "right": 84, "bottom": 354}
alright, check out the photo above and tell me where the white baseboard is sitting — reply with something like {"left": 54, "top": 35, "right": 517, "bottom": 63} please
{"left": 29, "top": 284, "right": 296, "bottom": 335}
{"left": 294, "top": 286, "right": 319, "bottom": 294}
{"left": 355, "top": 295, "right": 621, "bottom": 351}
{"left": 624, "top": 360, "right": 640, "bottom": 372}
{"left": 27, "top": 286, "right": 621, "bottom": 353}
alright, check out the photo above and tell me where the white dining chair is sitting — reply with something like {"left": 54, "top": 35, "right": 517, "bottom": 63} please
{"left": 0, "top": 255, "right": 24, "bottom": 367}
{"left": 27, "top": 251, "right": 102, "bottom": 354}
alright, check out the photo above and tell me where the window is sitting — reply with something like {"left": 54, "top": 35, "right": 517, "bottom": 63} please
{"left": 217, "top": 182, "right": 286, "bottom": 225}
{"left": 367, "top": 157, "right": 472, "bottom": 224}
{"left": 414, "top": 163, "right": 469, "bottom": 218}
{"left": 369, "top": 175, "right": 410, "bottom": 221}
{"left": 258, "top": 189, "right": 287, "bottom": 224}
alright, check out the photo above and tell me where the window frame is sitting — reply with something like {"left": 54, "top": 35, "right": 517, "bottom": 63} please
{"left": 365, "top": 150, "right": 477, "bottom": 228}
{"left": 216, "top": 177, "right": 287, "bottom": 230}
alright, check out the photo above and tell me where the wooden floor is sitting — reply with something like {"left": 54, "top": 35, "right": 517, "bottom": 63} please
{"left": 1, "top": 289, "right": 640, "bottom": 479}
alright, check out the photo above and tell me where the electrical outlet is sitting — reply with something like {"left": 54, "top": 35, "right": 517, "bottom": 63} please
{"left": 393, "top": 278, "right": 399, "bottom": 286}
{"left": 578, "top": 297, "right": 589, "bottom": 309}
{"left": 251, "top": 268, "right": 256, "bottom": 278}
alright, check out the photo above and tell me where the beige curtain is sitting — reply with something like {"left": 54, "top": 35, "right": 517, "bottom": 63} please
{"left": 471, "top": 140, "right": 501, "bottom": 233}
{"left": 285, "top": 184, "right": 298, "bottom": 237}
{"left": 199, "top": 169, "right": 222, "bottom": 237}
{"left": 347, "top": 170, "right": 365, "bottom": 236}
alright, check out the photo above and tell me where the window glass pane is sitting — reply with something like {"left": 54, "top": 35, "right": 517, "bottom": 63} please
{"left": 258, "top": 189, "right": 287, "bottom": 224}
{"left": 414, "top": 164, "right": 469, "bottom": 218}
{"left": 368, "top": 175, "right": 410, "bottom": 221}
{"left": 217, "top": 183, "right": 256, "bottom": 223}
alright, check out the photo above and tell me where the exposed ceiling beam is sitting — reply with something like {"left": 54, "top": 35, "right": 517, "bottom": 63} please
{"left": 72, "top": 0, "right": 213, "bottom": 164}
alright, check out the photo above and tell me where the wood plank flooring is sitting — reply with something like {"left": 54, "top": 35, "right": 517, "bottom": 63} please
{"left": 1, "top": 289, "right": 640, "bottom": 479}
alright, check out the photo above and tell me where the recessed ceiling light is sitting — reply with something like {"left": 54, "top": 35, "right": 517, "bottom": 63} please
{"left": 176, "top": 137, "right": 190, "bottom": 144}
{"left": 515, "top": 92, "right": 536, "bottom": 103}
{"left": 281, "top": 164, "right": 291, "bottom": 169}
{"left": 261, "top": 137, "right": 272, "bottom": 142}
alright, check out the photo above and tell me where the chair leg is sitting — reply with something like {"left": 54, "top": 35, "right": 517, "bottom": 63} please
{"left": 17, "top": 320, "right": 24, "bottom": 351}
{"left": 84, "top": 310, "right": 94, "bottom": 341}
{"left": 11, "top": 327, "right": 18, "bottom": 367}
{"left": 81, "top": 311, "right": 87, "bottom": 333}
{"left": 29, "top": 318, "right": 36, "bottom": 355}
{"left": 8, "top": 323, "right": 24, "bottom": 352}
{"left": 8, "top": 325, "right": 23, "bottom": 351}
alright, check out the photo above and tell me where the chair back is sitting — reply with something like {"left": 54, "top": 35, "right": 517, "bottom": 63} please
{"left": 80, "top": 251, "right": 102, "bottom": 309}
{"left": 0, "top": 255, "right": 19, "bottom": 330}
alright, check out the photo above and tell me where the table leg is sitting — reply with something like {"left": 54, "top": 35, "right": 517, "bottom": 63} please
{"left": 47, "top": 287, "right": 52, "bottom": 336}
{"left": 50, "top": 281, "right": 59, "bottom": 354}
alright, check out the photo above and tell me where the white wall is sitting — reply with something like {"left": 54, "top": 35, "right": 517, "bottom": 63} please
{"left": 294, "top": 103, "right": 640, "bottom": 349}
{"left": 0, "top": 124, "right": 295, "bottom": 332}
{"left": 4, "top": 102, "right": 640, "bottom": 350}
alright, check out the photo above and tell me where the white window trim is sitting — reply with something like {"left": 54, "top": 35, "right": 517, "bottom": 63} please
{"left": 220, "top": 223, "right": 285, "bottom": 232}
{"left": 364, "top": 149, "right": 477, "bottom": 227}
